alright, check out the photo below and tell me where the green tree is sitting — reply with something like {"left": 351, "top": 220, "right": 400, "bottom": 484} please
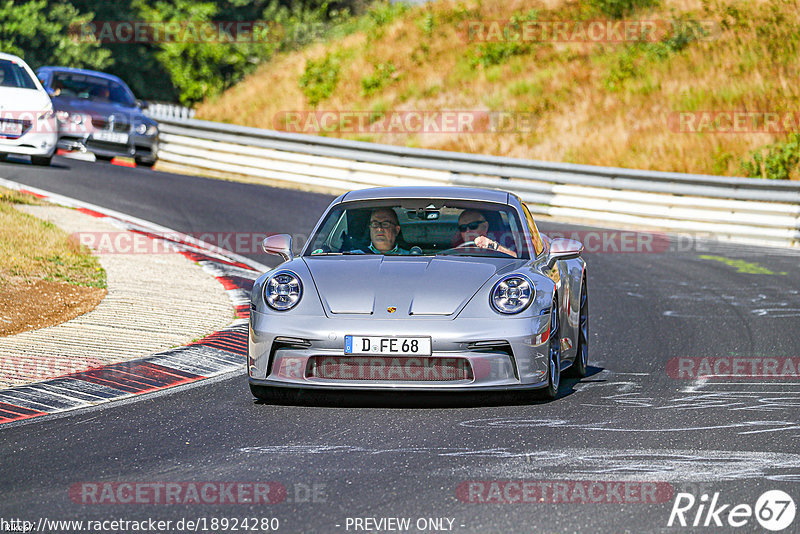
{"left": 0, "top": 0, "right": 111, "bottom": 70}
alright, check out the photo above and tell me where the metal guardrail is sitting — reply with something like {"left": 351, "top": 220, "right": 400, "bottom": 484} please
{"left": 145, "top": 103, "right": 195, "bottom": 120}
{"left": 152, "top": 116, "right": 800, "bottom": 248}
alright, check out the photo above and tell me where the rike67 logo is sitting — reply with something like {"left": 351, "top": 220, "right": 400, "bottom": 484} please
{"left": 668, "top": 490, "right": 796, "bottom": 531}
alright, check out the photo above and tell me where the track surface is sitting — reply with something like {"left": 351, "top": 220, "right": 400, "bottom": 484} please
{"left": 1, "top": 156, "right": 799, "bottom": 533}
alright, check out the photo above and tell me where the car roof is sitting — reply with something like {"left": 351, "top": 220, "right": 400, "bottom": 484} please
{"left": 0, "top": 52, "right": 29, "bottom": 64}
{"left": 37, "top": 66, "right": 126, "bottom": 84}
{"left": 339, "top": 186, "right": 510, "bottom": 204}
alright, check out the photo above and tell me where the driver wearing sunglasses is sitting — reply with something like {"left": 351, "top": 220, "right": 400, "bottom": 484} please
{"left": 365, "top": 208, "right": 409, "bottom": 255}
{"left": 457, "top": 210, "right": 517, "bottom": 257}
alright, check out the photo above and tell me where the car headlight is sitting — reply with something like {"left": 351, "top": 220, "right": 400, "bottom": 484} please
{"left": 68, "top": 113, "right": 88, "bottom": 125}
{"left": 264, "top": 270, "right": 302, "bottom": 311}
{"left": 490, "top": 274, "right": 534, "bottom": 314}
{"left": 135, "top": 123, "right": 158, "bottom": 136}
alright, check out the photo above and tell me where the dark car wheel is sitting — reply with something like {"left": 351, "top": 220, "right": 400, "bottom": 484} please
{"left": 95, "top": 154, "right": 114, "bottom": 162}
{"left": 30, "top": 155, "right": 52, "bottom": 166}
{"left": 0, "top": 153, "right": 7, "bottom": 162}
{"left": 541, "top": 297, "right": 561, "bottom": 400}
{"left": 135, "top": 158, "right": 156, "bottom": 168}
{"left": 566, "top": 276, "right": 588, "bottom": 378}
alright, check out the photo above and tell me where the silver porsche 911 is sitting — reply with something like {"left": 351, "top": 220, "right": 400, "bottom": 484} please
{"left": 248, "top": 186, "right": 587, "bottom": 401}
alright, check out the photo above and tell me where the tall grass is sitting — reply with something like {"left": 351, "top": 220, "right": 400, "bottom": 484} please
{"left": 196, "top": 0, "right": 800, "bottom": 178}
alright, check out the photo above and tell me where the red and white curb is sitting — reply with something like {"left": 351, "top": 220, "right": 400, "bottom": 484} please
{"left": 0, "top": 178, "right": 273, "bottom": 425}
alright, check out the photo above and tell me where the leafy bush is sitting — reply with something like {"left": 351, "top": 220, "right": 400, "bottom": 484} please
{"left": 740, "top": 134, "right": 800, "bottom": 180}
{"left": 589, "top": 0, "right": 661, "bottom": 19}
{"left": 466, "top": 10, "right": 538, "bottom": 68}
{"left": 603, "top": 17, "right": 705, "bottom": 91}
{"left": 299, "top": 52, "right": 342, "bottom": 106}
{"left": 361, "top": 61, "right": 397, "bottom": 96}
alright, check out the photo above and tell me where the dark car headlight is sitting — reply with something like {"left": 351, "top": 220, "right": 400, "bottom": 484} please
{"left": 264, "top": 270, "right": 302, "bottom": 311}
{"left": 56, "top": 111, "right": 89, "bottom": 125}
{"left": 135, "top": 123, "right": 158, "bottom": 136}
{"left": 490, "top": 274, "right": 534, "bottom": 314}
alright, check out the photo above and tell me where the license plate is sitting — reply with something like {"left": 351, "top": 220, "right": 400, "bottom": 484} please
{"left": 92, "top": 131, "right": 128, "bottom": 144}
{"left": 0, "top": 122, "right": 22, "bottom": 136}
{"left": 344, "top": 336, "right": 432, "bottom": 356}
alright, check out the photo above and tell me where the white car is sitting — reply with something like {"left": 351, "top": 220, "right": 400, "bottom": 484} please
{"left": 0, "top": 52, "right": 57, "bottom": 166}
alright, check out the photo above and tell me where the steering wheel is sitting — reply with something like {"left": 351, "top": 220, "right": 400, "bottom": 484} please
{"left": 454, "top": 240, "right": 476, "bottom": 248}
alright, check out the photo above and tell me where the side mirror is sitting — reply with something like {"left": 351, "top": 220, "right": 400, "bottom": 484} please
{"left": 262, "top": 234, "right": 293, "bottom": 262}
{"left": 547, "top": 238, "right": 583, "bottom": 266}
{"left": 136, "top": 99, "right": 149, "bottom": 110}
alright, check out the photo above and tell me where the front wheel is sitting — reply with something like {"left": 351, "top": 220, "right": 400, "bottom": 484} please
{"left": 135, "top": 158, "right": 156, "bottom": 168}
{"left": 541, "top": 298, "right": 561, "bottom": 400}
{"left": 30, "top": 155, "right": 52, "bottom": 166}
{"left": 566, "top": 277, "right": 588, "bottom": 378}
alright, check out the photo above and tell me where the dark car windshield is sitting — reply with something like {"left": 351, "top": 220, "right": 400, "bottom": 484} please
{"left": 51, "top": 72, "right": 136, "bottom": 107}
{"left": 305, "top": 199, "right": 531, "bottom": 259}
{"left": 0, "top": 59, "right": 38, "bottom": 90}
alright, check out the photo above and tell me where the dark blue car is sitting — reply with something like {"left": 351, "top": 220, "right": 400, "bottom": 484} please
{"left": 36, "top": 67, "right": 158, "bottom": 167}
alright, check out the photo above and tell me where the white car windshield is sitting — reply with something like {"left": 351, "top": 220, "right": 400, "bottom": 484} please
{"left": 305, "top": 200, "right": 530, "bottom": 259}
{"left": 0, "top": 59, "right": 37, "bottom": 90}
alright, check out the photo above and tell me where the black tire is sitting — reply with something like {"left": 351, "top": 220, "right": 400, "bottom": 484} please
{"left": 136, "top": 158, "right": 156, "bottom": 168}
{"left": 95, "top": 154, "right": 114, "bottom": 162}
{"left": 0, "top": 153, "right": 8, "bottom": 162}
{"left": 566, "top": 276, "right": 588, "bottom": 378}
{"left": 541, "top": 297, "right": 561, "bottom": 400}
{"left": 30, "top": 155, "right": 52, "bottom": 166}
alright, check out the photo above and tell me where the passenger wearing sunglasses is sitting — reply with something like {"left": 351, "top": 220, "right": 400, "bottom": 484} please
{"left": 456, "top": 210, "right": 517, "bottom": 257}
{"left": 365, "top": 208, "right": 409, "bottom": 255}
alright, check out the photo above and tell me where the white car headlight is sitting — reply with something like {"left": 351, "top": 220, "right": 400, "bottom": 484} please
{"left": 490, "top": 274, "right": 534, "bottom": 314}
{"left": 264, "top": 270, "right": 302, "bottom": 311}
{"left": 135, "top": 123, "right": 158, "bottom": 136}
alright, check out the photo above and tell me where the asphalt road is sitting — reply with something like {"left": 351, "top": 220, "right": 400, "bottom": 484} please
{"left": 1, "top": 156, "right": 799, "bottom": 534}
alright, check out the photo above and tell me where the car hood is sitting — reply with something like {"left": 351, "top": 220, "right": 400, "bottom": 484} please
{"left": 0, "top": 88, "right": 51, "bottom": 113}
{"left": 52, "top": 96, "right": 143, "bottom": 121}
{"left": 303, "top": 255, "right": 506, "bottom": 317}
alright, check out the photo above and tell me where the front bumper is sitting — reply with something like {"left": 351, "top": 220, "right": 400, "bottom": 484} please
{"left": 0, "top": 130, "right": 57, "bottom": 157}
{"left": 58, "top": 131, "right": 158, "bottom": 162}
{"left": 248, "top": 310, "right": 552, "bottom": 391}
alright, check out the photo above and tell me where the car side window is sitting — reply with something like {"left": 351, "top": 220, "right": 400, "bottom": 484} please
{"left": 520, "top": 202, "right": 544, "bottom": 257}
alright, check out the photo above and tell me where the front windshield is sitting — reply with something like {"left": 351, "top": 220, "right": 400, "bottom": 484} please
{"left": 305, "top": 199, "right": 530, "bottom": 259}
{"left": 52, "top": 72, "right": 136, "bottom": 106}
{"left": 0, "top": 59, "right": 37, "bottom": 90}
